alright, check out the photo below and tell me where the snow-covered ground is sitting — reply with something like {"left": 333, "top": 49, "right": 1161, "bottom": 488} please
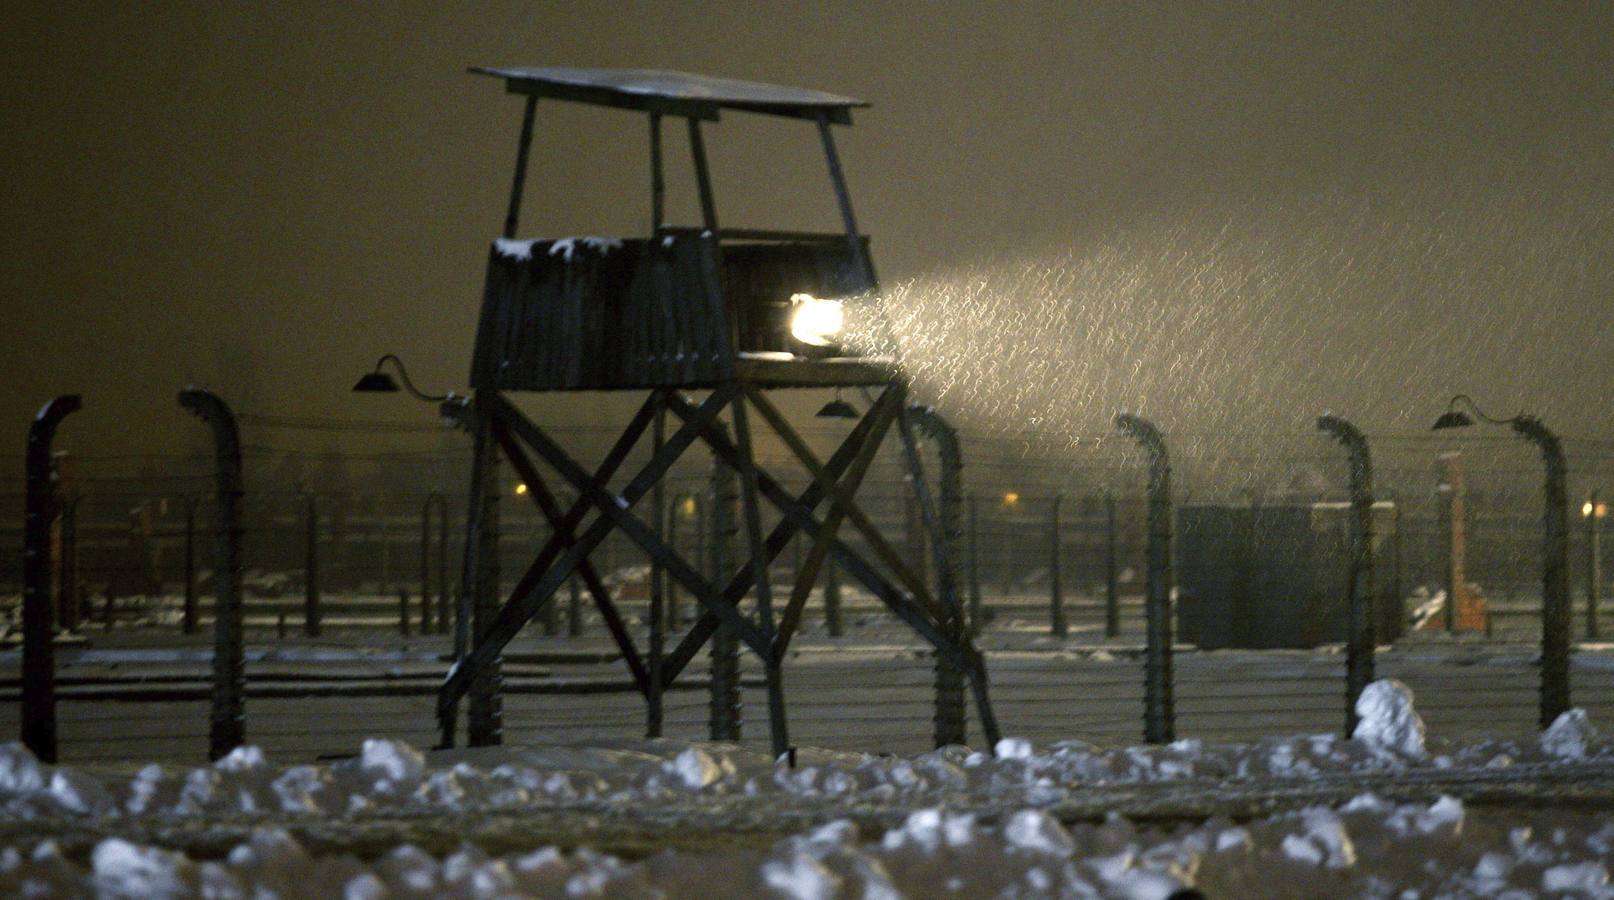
{"left": 5, "top": 797, "right": 1612, "bottom": 898}
{"left": 1, "top": 680, "right": 1611, "bottom": 897}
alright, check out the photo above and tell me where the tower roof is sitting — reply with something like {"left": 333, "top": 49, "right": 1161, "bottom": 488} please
{"left": 470, "top": 66, "right": 868, "bottom": 123}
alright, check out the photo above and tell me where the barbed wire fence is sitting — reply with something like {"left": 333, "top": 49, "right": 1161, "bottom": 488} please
{"left": 4, "top": 407, "right": 1614, "bottom": 762}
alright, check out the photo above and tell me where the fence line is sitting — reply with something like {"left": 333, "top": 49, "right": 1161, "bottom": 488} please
{"left": 7, "top": 417, "right": 1614, "bottom": 762}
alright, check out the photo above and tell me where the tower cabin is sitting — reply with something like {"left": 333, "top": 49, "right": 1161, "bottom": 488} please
{"left": 468, "top": 66, "right": 892, "bottom": 394}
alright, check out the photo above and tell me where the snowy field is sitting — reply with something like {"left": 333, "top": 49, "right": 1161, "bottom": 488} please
{"left": 8, "top": 616, "right": 1614, "bottom": 763}
{"left": 2, "top": 680, "right": 1612, "bottom": 897}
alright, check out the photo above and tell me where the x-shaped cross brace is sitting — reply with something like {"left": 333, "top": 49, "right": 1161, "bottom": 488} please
{"left": 439, "top": 380, "right": 1002, "bottom": 750}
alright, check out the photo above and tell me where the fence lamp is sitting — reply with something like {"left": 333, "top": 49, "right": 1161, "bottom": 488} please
{"left": 1430, "top": 393, "right": 1527, "bottom": 432}
{"left": 353, "top": 354, "right": 452, "bottom": 402}
{"left": 354, "top": 354, "right": 469, "bottom": 426}
{"left": 816, "top": 388, "right": 859, "bottom": 420}
{"left": 1430, "top": 392, "right": 1572, "bottom": 728}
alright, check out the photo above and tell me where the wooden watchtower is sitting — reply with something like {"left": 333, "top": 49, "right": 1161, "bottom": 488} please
{"left": 439, "top": 66, "right": 1001, "bottom": 755}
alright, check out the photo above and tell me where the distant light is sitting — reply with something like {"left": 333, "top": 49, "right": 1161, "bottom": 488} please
{"left": 789, "top": 293, "right": 844, "bottom": 347}
{"left": 515, "top": 483, "right": 528, "bottom": 496}
{"left": 680, "top": 496, "right": 697, "bottom": 519}
{"left": 1002, "top": 491, "right": 1020, "bottom": 507}
{"left": 1585, "top": 501, "right": 1595, "bottom": 518}
{"left": 1600, "top": 503, "right": 1609, "bottom": 519}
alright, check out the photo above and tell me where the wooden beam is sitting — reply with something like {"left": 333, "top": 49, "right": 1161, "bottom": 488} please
{"left": 729, "top": 389, "right": 792, "bottom": 757}
{"left": 470, "top": 392, "right": 660, "bottom": 654}
{"left": 664, "top": 390, "right": 961, "bottom": 655}
{"left": 816, "top": 111, "right": 877, "bottom": 288}
{"left": 502, "top": 95, "right": 538, "bottom": 239}
{"left": 647, "top": 398, "right": 667, "bottom": 737}
{"left": 493, "top": 391, "right": 773, "bottom": 660}
{"left": 655, "top": 387, "right": 892, "bottom": 687}
{"left": 744, "top": 388, "right": 948, "bottom": 624}
{"left": 966, "top": 643, "right": 1003, "bottom": 748}
{"left": 649, "top": 113, "right": 665, "bottom": 233}
{"left": 767, "top": 385, "right": 898, "bottom": 653}
{"left": 733, "top": 357, "right": 900, "bottom": 388}
{"left": 688, "top": 118, "right": 720, "bottom": 233}
{"left": 728, "top": 394, "right": 777, "bottom": 632}
{"left": 501, "top": 77, "right": 720, "bottom": 121}
{"left": 440, "top": 391, "right": 700, "bottom": 713}
{"left": 493, "top": 421, "right": 649, "bottom": 696}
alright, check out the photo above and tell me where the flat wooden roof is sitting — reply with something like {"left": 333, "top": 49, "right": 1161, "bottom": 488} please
{"left": 470, "top": 66, "right": 867, "bottom": 123}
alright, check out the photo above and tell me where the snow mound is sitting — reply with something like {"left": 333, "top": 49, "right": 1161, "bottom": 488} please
{"left": 1280, "top": 807, "right": 1357, "bottom": 868}
{"left": 91, "top": 838, "right": 190, "bottom": 899}
{"left": 8, "top": 795, "right": 1614, "bottom": 898}
{"left": 666, "top": 747, "right": 729, "bottom": 791}
{"left": 0, "top": 693, "right": 1606, "bottom": 829}
{"left": 1353, "top": 678, "right": 1426, "bottom": 758}
{"left": 1540, "top": 708, "right": 1598, "bottom": 760}
{"left": 213, "top": 745, "right": 267, "bottom": 774}
{"left": 0, "top": 744, "right": 45, "bottom": 796}
{"left": 1003, "top": 809, "right": 1076, "bottom": 856}
{"left": 352, "top": 738, "right": 425, "bottom": 786}
{"left": 995, "top": 736, "right": 1035, "bottom": 760}
{"left": 1541, "top": 861, "right": 1612, "bottom": 894}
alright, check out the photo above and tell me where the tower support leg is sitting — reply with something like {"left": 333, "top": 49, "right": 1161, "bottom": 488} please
{"left": 468, "top": 400, "right": 503, "bottom": 747}
{"left": 707, "top": 440, "right": 741, "bottom": 741}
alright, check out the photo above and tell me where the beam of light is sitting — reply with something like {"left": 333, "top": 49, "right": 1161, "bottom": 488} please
{"left": 842, "top": 171, "right": 1614, "bottom": 489}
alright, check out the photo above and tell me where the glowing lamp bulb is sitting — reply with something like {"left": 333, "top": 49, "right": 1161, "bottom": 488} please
{"left": 789, "top": 293, "right": 845, "bottom": 347}
{"left": 1585, "top": 501, "right": 1595, "bottom": 518}
{"left": 515, "top": 483, "right": 529, "bottom": 496}
{"left": 1002, "top": 491, "right": 1020, "bottom": 507}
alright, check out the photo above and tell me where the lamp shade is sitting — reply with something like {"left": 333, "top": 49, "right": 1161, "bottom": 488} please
{"left": 815, "top": 398, "right": 859, "bottom": 420}
{"left": 1430, "top": 410, "right": 1473, "bottom": 431}
{"left": 353, "top": 371, "right": 400, "bottom": 393}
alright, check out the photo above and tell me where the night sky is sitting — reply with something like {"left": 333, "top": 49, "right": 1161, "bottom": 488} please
{"left": 4, "top": 3, "right": 1612, "bottom": 458}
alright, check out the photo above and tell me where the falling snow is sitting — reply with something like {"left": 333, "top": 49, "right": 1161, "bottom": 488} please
{"left": 846, "top": 181, "right": 1614, "bottom": 484}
